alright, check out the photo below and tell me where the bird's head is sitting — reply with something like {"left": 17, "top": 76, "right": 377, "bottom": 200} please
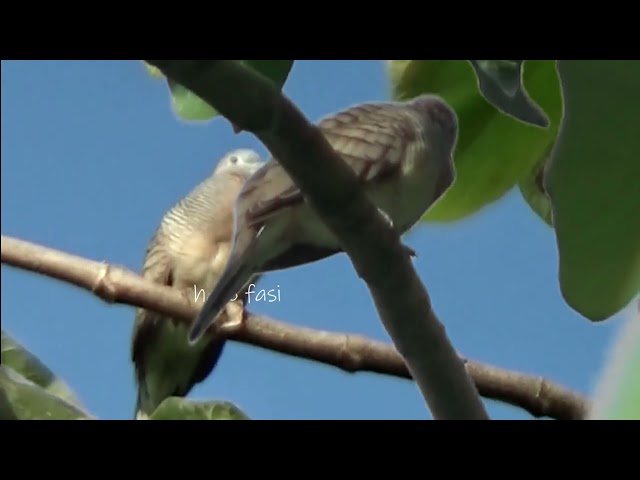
{"left": 215, "top": 148, "right": 265, "bottom": 177}
{"left": 411, "top": 94, "right": 459, "bottom": 156}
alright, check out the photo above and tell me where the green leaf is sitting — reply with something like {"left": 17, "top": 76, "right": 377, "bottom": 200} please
{"left": 519, "top": 154, "right": 554, "bottom": 227}
{"left": 143, "top": 60, "right": 294, "bottom": 122}
{"left": 0, "top": 366, "right": 93, "bottom": 420}
{"left": 588, "top": 306, "right": 640, "bottom": 419}
{"left": 149, "top": 397, "right": 251, "bottom": 420}
{"left": 386, "top": 60, "right": 562, "bottom": 222}
{"left": 165, "top": 79, "right": 217, "bottom": 121}
{"left": 1, "top": 330, "right": 85, "bottom": 409}
{"left": 0, "top": 385, "right": 18, "bottom": 420}
{"left": 545, "top": 60, "right": 640, "bottom": 320}
{"left": 143, "top": 62, "right": 163, "bottom": 78}
{"left": 469, "top": 60, "right": 549, "bottom": 127}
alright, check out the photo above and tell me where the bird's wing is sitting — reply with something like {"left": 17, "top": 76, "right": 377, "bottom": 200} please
{"left": 226, "top": 101, "right": 419, "bottom": 272}
{"left": 187, "top": 102, "right": 416, "bottom": 343}
{"left": 238, "top": 101, "right": 418, "bottom": 230}
{"left": 130, "top": 227, "right": 175, "bottom": 366}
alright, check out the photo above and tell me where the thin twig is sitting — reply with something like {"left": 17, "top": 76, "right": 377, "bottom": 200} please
{"left": 1, "top": 235, "right": 589, "bottom": 419}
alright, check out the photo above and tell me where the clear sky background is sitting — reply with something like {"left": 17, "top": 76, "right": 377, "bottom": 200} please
{"left": 1, "top": 60, "right": 633, "bottom": 420}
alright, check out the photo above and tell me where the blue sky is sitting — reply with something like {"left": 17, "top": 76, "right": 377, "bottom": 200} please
{"left": 1, "top": 60, "right": 632, "bottom": 420}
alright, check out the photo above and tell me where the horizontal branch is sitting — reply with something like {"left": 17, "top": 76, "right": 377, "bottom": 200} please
{"left": 146, "top": 59, "right": 488, "bottom": 419}
{"left": 1, "top": 235, "right": 589, "bottom": 420}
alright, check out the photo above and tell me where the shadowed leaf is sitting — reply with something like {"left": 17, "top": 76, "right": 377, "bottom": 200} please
{"left": 1, "top": 330, "right": 85, "bottom": 409}
{"left": 545, "top": 60, "right": 640, "bottom": 320}
{"left": 142, "top": 60, "right": 294, "bottom": 122}
{"left": 386, "top": 60, "right": 562, "bottom": 222}
{"left": 149, "top": 397, "right": 251, "bottom": 420}
{"left": 0, "top": 366, "right": 93, "bottom": 420}
{"left": 0, "top": 385, "right": 18, "bottom": 420}
{"left": 469, "top": 60, "right": 549, "bottom": 127}
{"left": 519, "top": 154, "right": 553, "bottom": 227}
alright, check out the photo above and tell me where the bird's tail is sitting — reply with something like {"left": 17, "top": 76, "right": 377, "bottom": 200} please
{"left": 188, "top": 232, "right": 258, "bottom": 345}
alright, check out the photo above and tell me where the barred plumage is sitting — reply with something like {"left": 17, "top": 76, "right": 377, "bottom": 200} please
{"left": 131, "top": 149, "right": 264, "bottom": 419}
{"left": 188, "top": 94, "right": 459, "bottom": 344}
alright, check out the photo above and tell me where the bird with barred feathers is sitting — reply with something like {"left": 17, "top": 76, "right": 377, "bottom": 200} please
{"left": 131, "top": 149, "right": 264, "bottom": 419}
{"left": 188, "top": 94, "right": 459, "bottom": 345}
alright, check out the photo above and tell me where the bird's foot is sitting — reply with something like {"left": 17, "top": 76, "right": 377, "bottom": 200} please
{"left": 218, "top": 299, "right": 246, "bottom": 335}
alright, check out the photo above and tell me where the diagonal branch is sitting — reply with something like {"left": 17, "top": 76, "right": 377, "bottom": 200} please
{"left": 145, "top": 59, "right": 489, "bottom": 420}
{"left": 1, "top": 235, "right": 589, "bottom": 419}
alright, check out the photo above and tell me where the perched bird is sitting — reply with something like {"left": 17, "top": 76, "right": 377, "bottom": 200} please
{"left": 188, "top": 94, "right": 458, "bottom": 344}
{"left": 189, "top": 95, "right": 458, "bottom": 342}
{"left": 131, "top": 149, "right": 264, "bottom": 419}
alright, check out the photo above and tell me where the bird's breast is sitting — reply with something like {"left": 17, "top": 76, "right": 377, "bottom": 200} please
{"left": 373, "top": 147, "right": 443, "bottom": 233}
{"left": 168, "top": 228, "right": 231, "bottom": 292}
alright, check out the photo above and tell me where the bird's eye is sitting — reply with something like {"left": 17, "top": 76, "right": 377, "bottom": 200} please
{"left": 230, "top": 156, "right": 238, "bottom": 164}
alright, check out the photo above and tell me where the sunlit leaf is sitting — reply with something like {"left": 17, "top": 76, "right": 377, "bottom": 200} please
{"left": 143, "top": 62, "right": 163, "bottom": 78}
{"left": 142, "top": 60, "right": 294, "bottom": 122}
{"left": 386, "top": 60, "right": 562, "bottom": 222}
{"left": 165, "top": 79, "right": 217, "bottom": 121}
{"left": 149, "top": 397, "right": 251, "bottom": 420}
{"left": 545, "top": 60, "right": 640, "bottom": 320}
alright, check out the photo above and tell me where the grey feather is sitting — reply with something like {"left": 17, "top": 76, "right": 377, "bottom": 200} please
{"left": 189, "top": 94, "right": 458, "bottom": 344}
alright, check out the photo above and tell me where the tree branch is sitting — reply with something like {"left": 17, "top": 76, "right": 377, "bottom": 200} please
{"left": 1, "top": 235, "right": 589, "bottom": 420}
{"left": 145, "top": 59, "right": 489, "bottom": 420}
